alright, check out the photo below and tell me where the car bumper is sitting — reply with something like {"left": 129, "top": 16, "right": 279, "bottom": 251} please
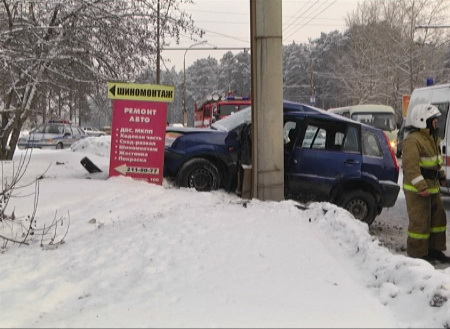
{"left": 381, "top": 181, "right": 400, "bottom": 207}
{"left": 163, "top": 149, "right": 185, "bottom": 177}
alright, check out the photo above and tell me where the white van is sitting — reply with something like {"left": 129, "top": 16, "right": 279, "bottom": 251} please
{"left": 405, "top": 83, "right": 450, "bottom": 193}
{"left": 328, "top": 104, "right": 398, "bottom": 154}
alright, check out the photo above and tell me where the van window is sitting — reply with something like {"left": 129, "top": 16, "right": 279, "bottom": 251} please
{"left": 433, "top": 102, "right": 449, "bottom": 140}
{"left": 352, "top": 112, "right": 396, "bottom": 132}
{"left": 342, "top": 111, "right": 350, "bottom": 118}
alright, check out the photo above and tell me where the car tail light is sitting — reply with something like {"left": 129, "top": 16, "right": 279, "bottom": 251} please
{"left": 384, "top": 132, "right": 399, "bottom": 174}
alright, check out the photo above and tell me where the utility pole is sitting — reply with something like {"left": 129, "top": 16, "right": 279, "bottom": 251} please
{"left": 156, "top": 0, "right": 161, "bottom": 84}
{"left": 183, "top": 41, "right": 208, "bottom": 126}
{"left": 308, "top": 38, "right": 316, "bottom": 106}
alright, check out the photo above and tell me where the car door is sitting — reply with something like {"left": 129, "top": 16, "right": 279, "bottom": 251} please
{"left": 284, "top": 116, "right": 362, "bottom": 203}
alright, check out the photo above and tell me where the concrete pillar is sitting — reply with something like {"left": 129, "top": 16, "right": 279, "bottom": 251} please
{"left": 250, "top": 0, "right": 284, "bottom": 201}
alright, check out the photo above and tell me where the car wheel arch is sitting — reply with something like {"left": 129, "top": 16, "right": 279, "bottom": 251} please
{"left": 331, "top": 179, "right": 381, "bottom": 205}
{"left": 331, "top": 181, "right": 380, "bottom": 225}
{"left": 175, "top": 156, "right": 231, "bottom": 191}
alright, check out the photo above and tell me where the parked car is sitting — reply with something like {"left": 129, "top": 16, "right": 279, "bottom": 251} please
{"left": 102, "top": 126, "right": 112, "bottom": 135}
{"left": 82, "top": 126, "right": 106, "bottom": 137}
{"left": 164, "top": 101, "right": 400, "bottom": 225}
{"left": 17, "top": 120, "right": 87, "bottom": 149}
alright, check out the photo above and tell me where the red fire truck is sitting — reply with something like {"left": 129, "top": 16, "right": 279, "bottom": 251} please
{"left": 194, "top": 93, "right": 251, "bottom": 128}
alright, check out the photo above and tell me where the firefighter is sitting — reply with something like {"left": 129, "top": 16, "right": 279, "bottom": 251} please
{"left": 402, "top": 103, "right": 450, "bottom": 263}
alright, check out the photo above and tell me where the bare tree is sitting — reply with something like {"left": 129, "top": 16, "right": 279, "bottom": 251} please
{"left": 332, "top": 0, "right": 449, "bottom": 115}
{"left": 0, "top": 0, "right": 203, "bottom": 160}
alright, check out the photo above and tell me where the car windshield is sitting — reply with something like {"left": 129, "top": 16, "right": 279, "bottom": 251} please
{"left": 211, "top": 106, "right": 251, "bottom": 131}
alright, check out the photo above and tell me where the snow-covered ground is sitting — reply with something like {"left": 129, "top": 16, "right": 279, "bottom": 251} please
{"left": 1, "top": 136, "right": 450, "bottom": 328}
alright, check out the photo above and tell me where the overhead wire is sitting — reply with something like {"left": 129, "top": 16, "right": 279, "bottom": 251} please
{"left": 284, "top": 0, "right": 338, "bottom": 41}
{"left": 178, "top": 1, "right": 348, "bottom": 47}
{"left": 283, "top": 0, "right": 322, "bottom": 36}
{"left": 283, "top": 0, "right": 315, "bottom": 29}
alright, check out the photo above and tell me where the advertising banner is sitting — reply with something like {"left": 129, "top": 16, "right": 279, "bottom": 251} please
{"left": 108, "top": 99, "right": 168, "bottom": 185}
{"left": 108, "top": 82, "right": 174, "bottom": 102}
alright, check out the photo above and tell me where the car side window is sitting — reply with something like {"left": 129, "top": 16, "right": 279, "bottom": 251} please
{"left": 300, "top": 119, "right": 350, "bottom": 151}
{"left": 302, "top": 125, "right": 326, "bottom": 149}
{"left": 284, "top": 120, "right": 300, "bottom": 150}
{"left": 342, "top": 126, "right": 359, "bottom": 152}
{"left": 362, "top": 129, "right": 382, "bottom": 157}
{"left": 72, "top": 127, "right": 82, "bottom": 137}
{"left": 47, "top": 124, "right": 61, "bottom": 134}
{"left": 64, "top": 125, "right": 73, "bottom": 136}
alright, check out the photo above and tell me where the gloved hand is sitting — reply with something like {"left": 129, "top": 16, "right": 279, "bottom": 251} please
{"left": 418, "top": 190, "right": 430, "bottom": 197}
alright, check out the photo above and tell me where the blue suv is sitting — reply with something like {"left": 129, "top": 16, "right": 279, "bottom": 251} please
{"left": 164, "top": 101, "right": 400, "bottom": 225}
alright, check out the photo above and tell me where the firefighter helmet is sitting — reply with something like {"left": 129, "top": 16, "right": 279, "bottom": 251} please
{"left": 406, "top": 104, "right": 441, "bottom": 129}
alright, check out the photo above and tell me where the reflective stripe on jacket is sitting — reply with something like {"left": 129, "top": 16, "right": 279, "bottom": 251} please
{"left": 402, "top": 129, "right": 443, "bottom": 194}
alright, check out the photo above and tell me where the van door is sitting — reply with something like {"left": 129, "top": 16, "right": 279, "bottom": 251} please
{"left": 434, "top": 102, "right": 450, "bottom": 194}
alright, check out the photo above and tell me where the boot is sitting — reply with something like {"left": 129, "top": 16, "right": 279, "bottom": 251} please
{"left": 420, "top": 255, "right": 435, "bottom": 264}
{"left": 428, "top": 250, "right": 450, "bottom": 263}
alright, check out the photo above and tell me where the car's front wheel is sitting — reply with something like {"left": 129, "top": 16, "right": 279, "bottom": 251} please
{"left": 338, "top": 190, "right": 377, "bottom": 226}
{"left": 176, "top": 158, "right": 220, "bottom": 191}
{"left": 56, "top": 143, "right": 64, "bottom": 149}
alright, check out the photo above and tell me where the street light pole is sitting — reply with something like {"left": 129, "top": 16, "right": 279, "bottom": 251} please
{"left": 183, "top": 40, "right": 207, "bottom": 126}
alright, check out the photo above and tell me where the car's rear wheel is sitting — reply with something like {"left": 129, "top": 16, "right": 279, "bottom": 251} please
{"left": 56, "top": 143, "right": 63, "bottom": 149}
{"left": 176, "top": 158, "right": 220, "bottom": 191}
{"left": 338, "top": 190, "right": 377, "bottom": 226}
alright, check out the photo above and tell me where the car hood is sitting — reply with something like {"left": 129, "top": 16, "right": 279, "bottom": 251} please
{"left": 166, "top": 126, "right": 224, "bottom": 133}
{"left": 165, "top": 126, "right": 223, "bottom": 147}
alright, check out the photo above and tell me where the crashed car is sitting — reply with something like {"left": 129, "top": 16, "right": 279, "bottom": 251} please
{"left": 164, "top": 101, "right": 400, "bottom": 225}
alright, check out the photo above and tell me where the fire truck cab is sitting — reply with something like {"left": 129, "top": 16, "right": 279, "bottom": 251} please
{"left": 194, "top": 93, "right": 251, "bottom": 128}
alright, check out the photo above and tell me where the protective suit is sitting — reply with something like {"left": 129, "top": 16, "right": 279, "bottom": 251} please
{"left": 402, "top": 104, "right": 447, "bottom": 259}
